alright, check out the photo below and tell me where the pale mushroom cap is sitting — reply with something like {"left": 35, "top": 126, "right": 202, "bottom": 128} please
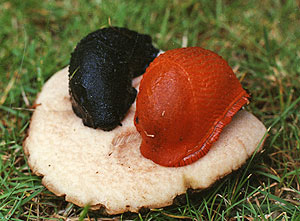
{"left": 23, "top": 67, "right": 267, "bottom": 214}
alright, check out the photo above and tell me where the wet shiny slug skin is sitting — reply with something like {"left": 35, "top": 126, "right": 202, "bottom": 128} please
{"left": 134, "top": 47, "right": 250, "bottom": 167}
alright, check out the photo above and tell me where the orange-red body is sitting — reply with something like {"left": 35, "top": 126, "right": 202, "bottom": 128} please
{"left": 134, "top": 47, "right": 250, "bottom": 167}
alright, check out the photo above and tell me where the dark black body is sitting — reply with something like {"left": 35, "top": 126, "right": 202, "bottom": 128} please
{"left": 69, "top": 27, "right": 159, "bottom": 131}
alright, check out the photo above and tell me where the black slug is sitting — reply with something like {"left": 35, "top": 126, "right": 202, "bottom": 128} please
{"left": 69, "top": 27, "right": 159, "bottom": 131}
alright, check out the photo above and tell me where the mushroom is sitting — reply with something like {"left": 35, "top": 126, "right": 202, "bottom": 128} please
{"left": 23, "top": 66, "right": 266, "bottom": 214}
{"left": 134, "top": 47, "right": 250, "bottom": 167}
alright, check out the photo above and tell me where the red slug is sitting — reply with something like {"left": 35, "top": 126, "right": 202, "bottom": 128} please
{"left": 134, "top": 47, "right": 250, "bottom": 167}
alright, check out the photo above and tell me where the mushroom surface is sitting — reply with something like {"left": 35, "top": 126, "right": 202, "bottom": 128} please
{"left": 23, "top": 67, "right": 266, "bottom": 215}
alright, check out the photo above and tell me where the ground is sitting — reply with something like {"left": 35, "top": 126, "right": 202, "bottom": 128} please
{"left": 0, "top": 0, "right": 300, "bottom": 220}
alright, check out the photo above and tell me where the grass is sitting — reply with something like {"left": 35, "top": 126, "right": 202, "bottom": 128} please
{"left": 1, "top": 0, "right": 300, "bottom": 220}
